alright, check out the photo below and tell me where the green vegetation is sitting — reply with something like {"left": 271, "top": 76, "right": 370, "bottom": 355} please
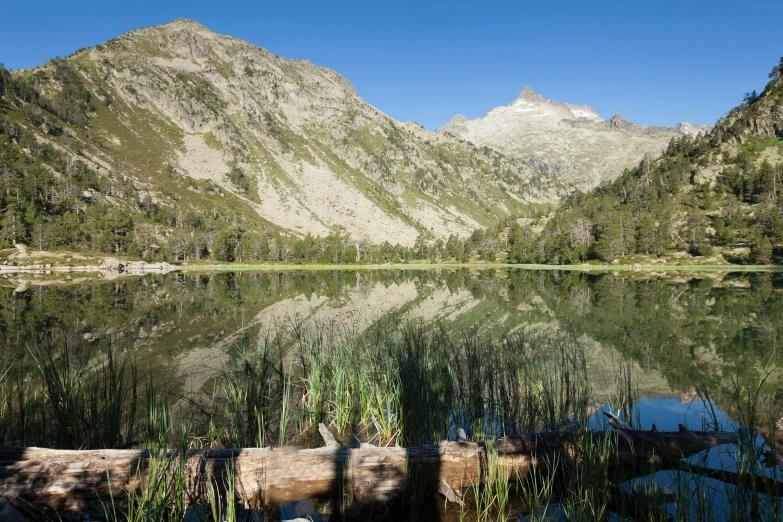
{"left": 1, "top": 323, "right": 589, "bottom": 514}
{"left": 0, "top": 62, "right": 448, "bottom": 265}
{"left": 1, "top": 58, "right": 528, "bottom": 267}
{"left": 1, "top": 308, "right": 781, "bottom": 520}
{"left": 5, "top": 50, "right": 779, "bottom": 270}
{"left": 527, "top": 59, "right": 783, "bottom": 265}
{"left": 2, "top": 32, "right": 783, "bottom": 522}
{"left": 226, "top": 165, "right": 249, "bottom": 193}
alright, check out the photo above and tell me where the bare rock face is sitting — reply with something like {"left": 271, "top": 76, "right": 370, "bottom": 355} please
{"left": 676, "top": 122, "right": 713, "bottom": 137}
{"left": 749, "top": 103, "right": 783, "bottom": 138}
{"left": 441, "top": 114, "right": 471, "bottom": 134}
{"left": 709, "top": 77, "right": 783, "bottom": 154}
{"left": 439, "top": 88, "right": 707, "bottom": 190}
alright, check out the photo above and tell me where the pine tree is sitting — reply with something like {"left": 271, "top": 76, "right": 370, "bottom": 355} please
{"left": 635, "top": 214, "right": 662, "bottom": 255}
{"left": 749, "top": 233, "right": 773, "bottom": 264}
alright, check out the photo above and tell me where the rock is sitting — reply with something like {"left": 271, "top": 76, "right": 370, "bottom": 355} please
{"left": 438, "top": 87, "right": 698, "bottom": 189}
{"left": 102, "top": 258, "right": 125, "bottom": 271}
{"left": 0, "top": 18, "right": 573, "bottom": 246}
{"left": 0, "top": 498, "right": 30, "bottom": 522}
{"left": 676, "top": 122, "right": 713, "bottom": 136}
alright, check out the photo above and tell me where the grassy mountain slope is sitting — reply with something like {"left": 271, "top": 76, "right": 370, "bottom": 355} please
{"left": 0, "top": 19, "right": 565, "bottom": 263}
{"left": 512, "top": 58, "right": 783, "bottom": 265}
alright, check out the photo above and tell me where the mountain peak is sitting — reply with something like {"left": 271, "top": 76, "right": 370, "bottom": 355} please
{"left": 518, "top": 86, "right": 543, "bottom": 102}
{"left": 154, "top": 19, "right": 218, "bottom": 39}
{"left": 445, "top": 114, "right": 470, "bottom": 125}
{"left": 439, "top": 90, "right": 682, "bottom": 188}
{"left": 439, "top": 114, "right": 472, "bottom": 134}
{"left": 16, "top": 19, "right": 550, "bottom": 247}
{"left": 165, "top": 18, "right": 209, "bottom": 30}
{"left": 676, "top": 122, "right": 713, "bottom": 137}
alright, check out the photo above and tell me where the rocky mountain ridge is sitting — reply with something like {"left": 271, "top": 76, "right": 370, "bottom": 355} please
{"left": 440, "top": 87, "right": 710, "bottom": 189}
{"left": 3, "top": 19, "right": 565, "bottom": 249}
{"left": 676, "top": 122, "right": 714, "bottom": 136}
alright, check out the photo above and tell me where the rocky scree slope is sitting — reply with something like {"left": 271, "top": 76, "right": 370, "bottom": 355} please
{"left": 6, "top": 19, "right": 565, "bottom": 248}
{"left": 440, "top": 86, "right": 710, "bottom": 190}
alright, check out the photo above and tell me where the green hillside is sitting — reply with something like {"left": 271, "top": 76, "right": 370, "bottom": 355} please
{"left": 511, "top": 58, "right": 783, "bottom": 265}
{"left": 0, "top": 20, "right": 565, "bottom": 265}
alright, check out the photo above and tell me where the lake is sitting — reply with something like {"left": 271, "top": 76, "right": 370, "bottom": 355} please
{"left": 3, "top": 268, "right": 781, "bottom": 413}
{"left": 1, "top": 268, "right": 782, "bottom": 520}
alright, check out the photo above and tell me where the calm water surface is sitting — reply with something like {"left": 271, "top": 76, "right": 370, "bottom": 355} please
{"left": 2, "top": 268, "right": 782, "bottom": 425}
{"left": 2, "top": 268, "right": 782, "bottom": 520}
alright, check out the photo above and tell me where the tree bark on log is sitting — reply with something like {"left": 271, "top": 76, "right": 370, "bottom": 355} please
{"left": 0, "top": 425, "right": 751, "bottom": 514}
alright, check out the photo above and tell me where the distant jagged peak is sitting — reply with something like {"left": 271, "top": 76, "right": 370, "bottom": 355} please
{"left": 606, "top": 114, "right": 637, "bottom": 130}
{"left": 676, "top": 122, "right": 714, "bottom": 137}
{"left": 437, "top": 87, "right": 686, "bottom": 189}
{"left": 445, "top": 114, "right": 471, "bottom": 126}
{"left": 439, "top": 114, "right": 473, "bottom": 135}
{"left": 506, "top": 87, "right": 602, "bottom": 121}
{"left": 517, "top": 86, "right": 545, "bottom": 103}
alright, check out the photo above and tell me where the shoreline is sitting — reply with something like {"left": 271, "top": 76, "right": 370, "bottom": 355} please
{"left": 189, "top": 261, "right": 783, "bottom": 273}
{"left": 2, "top": 259, "right": 782, "bottom": 276}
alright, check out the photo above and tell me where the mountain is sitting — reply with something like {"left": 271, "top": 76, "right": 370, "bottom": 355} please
{"left": 512, "top": 59, "right": 783, "bottom": 265}
{"left": 440, "top": 87, "right": 709, "bottom": 189}
{"left": 0, "top": 19, "right": 563, "bottom": 261}
{"left": 676, "top": 122, "right": 714, "bottom": 137}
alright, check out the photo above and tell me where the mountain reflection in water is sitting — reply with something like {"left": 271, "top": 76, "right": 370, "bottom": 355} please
{"left": 1, "top": 268, "right": 782, "bottom": 426}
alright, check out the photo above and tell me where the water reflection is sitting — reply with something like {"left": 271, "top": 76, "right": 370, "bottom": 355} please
{"left": 2, "top": 269, "right": 783, "bottom": 520}
{"left": 1, "top": 269, "right": 782, "bottom": 424}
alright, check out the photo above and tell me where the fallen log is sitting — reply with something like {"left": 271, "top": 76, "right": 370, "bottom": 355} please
{"left": 0, "top": 424, "right": 743, "bottom": 514}
{"left": 666, "top": 457, "right": 783, "bottom": 498}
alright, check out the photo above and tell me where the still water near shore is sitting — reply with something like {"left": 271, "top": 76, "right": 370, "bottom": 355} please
{"left": 2, "top": 268, "right": 781, "bottom": 425}
{"left": 1, "top": 268, "right": 782, "bottom": 520}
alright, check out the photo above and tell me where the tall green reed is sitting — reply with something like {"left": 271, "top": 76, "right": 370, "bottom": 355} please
{"left": 1, "top": 342, "right": 138, "bottom": 449}
{"left": 5, "top": 319, "right": 778, "bottom": 521}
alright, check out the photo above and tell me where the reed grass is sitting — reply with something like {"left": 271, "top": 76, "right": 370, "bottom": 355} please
{"left": 0, "top": 321, "right": 780, "bottom": 521}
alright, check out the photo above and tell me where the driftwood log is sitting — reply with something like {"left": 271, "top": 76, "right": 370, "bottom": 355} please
{"left": 2, "top": 420, "right": 769, "bottom": 514}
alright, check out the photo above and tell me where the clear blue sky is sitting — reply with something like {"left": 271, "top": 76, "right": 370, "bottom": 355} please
{"left": 2, "top": 0, "right": 782, "bottom": 130}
